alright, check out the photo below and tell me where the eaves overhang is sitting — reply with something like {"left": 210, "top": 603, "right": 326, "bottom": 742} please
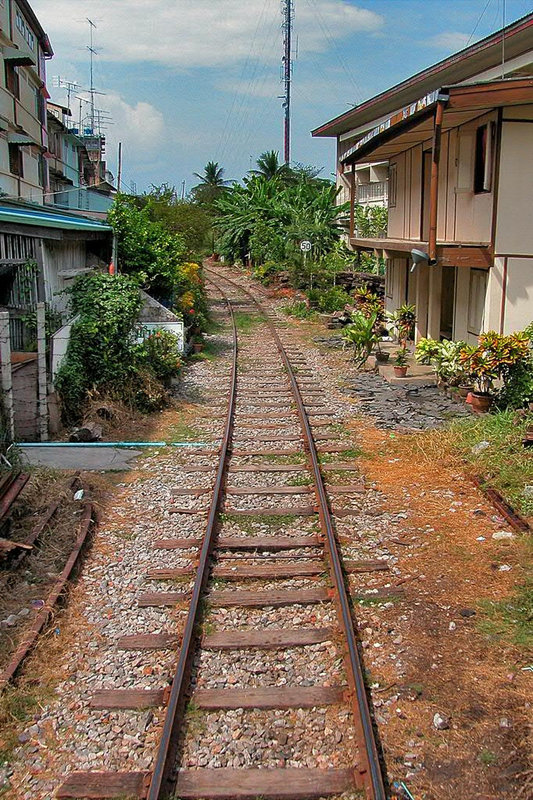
{"left": 312, "top": 12, "right": 533, "bottom": 139}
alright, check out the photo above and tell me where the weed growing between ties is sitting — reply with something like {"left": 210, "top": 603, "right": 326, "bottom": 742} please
{"left": 234, "top": 312, "right": 264, "bottom": 333}
{"left": 219, "top": 513, "right": 303, "bottom": 532}
{"left": 0, "top": 685, "right": 53, "bottom": 762}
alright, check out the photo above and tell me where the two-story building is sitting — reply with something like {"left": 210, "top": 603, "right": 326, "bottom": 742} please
{"left": 313, "top": 13, "right": 533, "bottom": 343}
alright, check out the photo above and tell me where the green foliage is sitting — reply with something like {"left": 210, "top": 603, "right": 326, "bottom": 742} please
{"left": 495, "top": 322, "right": 533, "bottom": 410}
{"left": 108, "top": 193, "right": 186, "bottom": 301}
{"left": 140, "top": 184, "right": 213, "bottom": 256}
{"left": 415, "top": 338, "right": 468, "bottom": 384}
{"left": 353, "top": 287, "right": 383, "bottom": 321}
{"left": 282, "top": 300, "right": 317, "bottom": 320}
{"left": 214, "top": 173, "right": 347, "bottom": 269}
{"left": 135, "top": 329, "right": 182, "bottom": 384}
{"left": 387, "top": 303, "right": 416, "bottom": 344}
{"left": 460, "top": 331, "right": 530, "bottom": 395}
{"left": 307, "top": 286, "right": 351, "bottom": 313}
{"left": 448, "top": 410, "right": 533, "bottom": 515}
{"left": 478, "top": 579, "right": 532, "bottom": 649}
{"left": 354, "top": 204, "right": 387, "bottom": 238}
{"left": 54, "top": 274, "right": 183, "bottom": 421}
{"left": 252, "top": 260, "right": 286, "bottom": 284}
{"left": 342, "top": 311, "right": 379, "bottom": 366}
{"left": 394, "top": 347, "right": 408, "bottom": 367}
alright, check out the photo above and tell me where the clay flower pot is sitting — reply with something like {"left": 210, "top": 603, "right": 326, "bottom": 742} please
{"left": 192, "top": 342, "right": 204, "bottom": 353}
{"left": 458, "top": 385, "right": 473, "bottom": 398}
{"left": 393, "top": 365, "right": 408, "bottom": 378}
{"left": 470, "top": 392, "right": 492, "bottom": 413}
{"left": 375, "top": 351, "right": 390, "bottom": 364}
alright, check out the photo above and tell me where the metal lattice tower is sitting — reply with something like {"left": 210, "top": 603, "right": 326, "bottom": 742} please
{"left": 281, "top": 0, "right": 294, "bottom": 165}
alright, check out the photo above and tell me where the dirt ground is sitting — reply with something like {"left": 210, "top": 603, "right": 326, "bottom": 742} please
{"left": 279, "top": 305, "right": 532, "bottom": 800}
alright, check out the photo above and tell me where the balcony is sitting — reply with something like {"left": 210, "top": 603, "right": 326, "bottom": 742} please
{"left": 356, "top": 180, "right": 388, "bottom": 205}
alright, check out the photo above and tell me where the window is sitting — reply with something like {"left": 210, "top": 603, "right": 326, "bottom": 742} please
{"left": 385, "top": 260, "right": 393, "bottom": 299}
{"left": 388, "top": 162, "right": 397, "bottom": 208}
{"left": 5, "top": 62, "right": 19, "bottom": 98}
{"left": 9, "top": 144, "right": 23, "bottom": 177}
{"left": 468, "top": 269, "right": 487, "bottom": 335}
{"left": 474, "top": 123, "right": 493, "bottom": 194}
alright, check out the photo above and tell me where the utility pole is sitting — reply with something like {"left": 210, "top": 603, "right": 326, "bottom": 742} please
{"left": 117, "top": 141, "right": 122, "bottom": 191}
{"left": 281, "top": 0, "right": 294, "bottom": 166}
{"left": 87, "top": 18, "right": 97, "bottom": 132}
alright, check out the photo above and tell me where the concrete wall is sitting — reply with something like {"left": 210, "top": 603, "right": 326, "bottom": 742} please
{"left": 12, "top": 354, "right": 38, "bottom": 440}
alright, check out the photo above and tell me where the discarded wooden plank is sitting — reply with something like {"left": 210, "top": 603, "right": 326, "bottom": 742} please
{"left": 117, "top": 632, "right": 179, "bottom": 650}
{"left": 194, "top": 685, "right": 345, "bottom": 710}
{"left": 210, "top": 587, "right": 330, "bottom": 608}
{"left": 57, "top": 771, "right": 149, "bottom": 798}
{"left": 218, "top": 535, "right": 321, "bottom": 550}
{"left": 344, "top": 559, "right": 390, "bottom": 573}
{"left": 138, "top": 592, "right": 188, "bottom": 607}
{"left": 213, "top": 562, "right": 324, "bottom": 579}
{"left": 352, "top": 586, "right": 405, "bottom": 600}
{"left": 204, "top": 627, "right": 333, "bottom": 649}
{"left": 154, "top": 538, "right": 202, "bottom": 549}
{"left": 168, "top": 507, "right": 208, "bottom": 515}
{"left": 222, "top": 506, "right": 316, "bottom": 516}
{"left": 174, "top": 767, "right": 354, "bottom": 799}
{"left": 325, "top": 484, "right": 365, "bottom": 494}
{"left": 226, "top": 486, "right": 312, "bottom": 496}
{"left": 229, "top": 464, "right": 308, "bottom": 473}
{"left": 90, "top": 688, "right": 165, "bottom": 709}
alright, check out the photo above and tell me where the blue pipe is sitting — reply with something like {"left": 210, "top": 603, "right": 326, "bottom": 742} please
{"left": 13, "top": 442, "right": 208, "bottom": 449}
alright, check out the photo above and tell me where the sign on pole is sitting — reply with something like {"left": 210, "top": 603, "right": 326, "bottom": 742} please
{"left": 300, "top": 240, "right": 311, "bottom": 252}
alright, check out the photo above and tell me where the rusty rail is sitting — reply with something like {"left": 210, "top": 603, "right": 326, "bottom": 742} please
{"left": 206, "top": 267, "right": 387, "bottom": 800}
{"left": 146, "top": 285, "right": 238, "bottom": 800}
{"left": 471, "top": 475, "right": 531, "bottom": 534}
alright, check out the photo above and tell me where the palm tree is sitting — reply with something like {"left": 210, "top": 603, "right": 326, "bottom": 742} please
{"left": 250, "top": 150, "right": 289, "bottom": 181}
{"left": 193, "top": 161, "right": 229, "bottom": 188}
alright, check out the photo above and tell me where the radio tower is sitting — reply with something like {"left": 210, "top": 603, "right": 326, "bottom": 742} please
{"left": 281, "top": 0, "right": 294, "bottom": 165}
{"left": 87, "top": 18, "right": 97, "bottom": 132}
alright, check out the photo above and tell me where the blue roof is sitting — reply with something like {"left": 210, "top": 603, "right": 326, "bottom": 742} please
{"left": 0, "top": 203, "right": 112, "bottom": 232}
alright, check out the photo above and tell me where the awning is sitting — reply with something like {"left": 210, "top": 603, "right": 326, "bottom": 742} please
{"left": 2, "top": 45, "right": 36, "bottom": 67}
{"left": 0, "top": 203, "right": 112, "bottom": 233}
{"left": 7, "top": 132, "right": 39, "bottom": 147}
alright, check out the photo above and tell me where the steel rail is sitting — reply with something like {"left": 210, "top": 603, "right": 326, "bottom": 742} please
{"left": 147, "top": 283, "right": 238, "bottom": 800}
{"left": 206, "top": 267, "right": 387, "bottom": 800}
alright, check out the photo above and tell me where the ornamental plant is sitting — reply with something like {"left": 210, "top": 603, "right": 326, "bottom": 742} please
{"left": 459, "top": 331, "right": 530, "bottom": 396}
{"left": 387, "top": 304, "right": 416, "bottom": 345}
{"left": 415, "top": 338, "right": 468, "bottom": 384}
{"left": 342, "top": 311, "right": 379, "bottom": 366}
{"left": 135, "top": 329, "right": 182, "bottom": 386}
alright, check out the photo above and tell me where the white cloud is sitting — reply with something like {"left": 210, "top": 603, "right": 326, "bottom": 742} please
{"left": 428, "top": 31, "right": 471, "bottom": 52}
{"left": 93, "top": 93, "right": 167, "bottom": 171}
{"left": 32, "top": 0, "right": 383, "bottom": 69}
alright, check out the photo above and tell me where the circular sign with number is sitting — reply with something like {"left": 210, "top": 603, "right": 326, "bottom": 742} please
{"left": 300, "top": 240, "right": 311, "bottom": 252}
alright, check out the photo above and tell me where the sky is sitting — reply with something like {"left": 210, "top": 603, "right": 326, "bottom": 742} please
{"left": 32, "top": 0, "right": 532, "bottom": 194}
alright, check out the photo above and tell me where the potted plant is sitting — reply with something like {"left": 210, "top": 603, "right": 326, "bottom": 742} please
{"left": 375, "top": 344, "right": 390, "bottom": 364}
{"left": 459, "top": 331, "right": 530, "bottom": 413}
{"left": 393, "top": 347, "right": 409, "bottom": 377}
{"left": 192, "top": 334, "right": 204, "bottom": 353}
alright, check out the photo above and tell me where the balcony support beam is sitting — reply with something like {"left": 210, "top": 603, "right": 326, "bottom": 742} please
{"left": 349, "top": 168, "right": 355, "bottom": 239}
{"left": 428, "top": 99, "right": 445, "bottom": 265}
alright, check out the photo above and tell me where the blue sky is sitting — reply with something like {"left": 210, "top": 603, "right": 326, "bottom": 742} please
{"left": 32, "top": 0, "right": 532, "bottom": 193}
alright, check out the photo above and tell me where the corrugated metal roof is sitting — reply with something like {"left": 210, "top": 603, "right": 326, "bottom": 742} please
{"left": 0, "top": 204, "right": 112, "bottom": 232}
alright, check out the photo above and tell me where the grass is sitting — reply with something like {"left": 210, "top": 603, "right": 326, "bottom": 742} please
{"left": 319, "top": 448, "right": 363, "bottom": 463}
{"left": 477, "top": 577, "right": 533, "bottom": 649}
{"left": 286, "top": 474, "right": 313, "bottom": 486}
{"left": 219, "top": 512, "right": 308, "bottom": 532}
{"left": 190, "top": 339, "right": 224, "bottom": 362}
{"left": 479, "top": 749, "right": 498, "bottom": 766}
{"left": 234, "top": 312, "right": 264, "bottom": 333}
{"left": 258, "top": 453, "right": 307, "bottom": 465}
{"left": 166, "top": 419, "right": 201, "bottom": 443}
{"left": 0, "top": 685, "right": 52, "bottom": 762}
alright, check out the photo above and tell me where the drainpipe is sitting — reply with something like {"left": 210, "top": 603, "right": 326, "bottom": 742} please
{"left": 428, "top": 96, "right": 448, "bottom": 265}
{"left": 349, "top": 165, "right": 355, "bottom": 239}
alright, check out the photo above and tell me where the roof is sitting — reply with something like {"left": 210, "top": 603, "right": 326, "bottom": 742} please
{"left": 17, "top": 0, "right": 53, "bottom": 57}
{"left": 0, "top": 201, "right": 112, "bottom": 233}
{"left": 312, "top": 12, "right": 533, "bottom": 138}
{"left": 341, "top": 77, "right": 533, "bottom": 165}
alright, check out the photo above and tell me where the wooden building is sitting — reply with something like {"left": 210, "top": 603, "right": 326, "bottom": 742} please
{"left": 313, "top": 13, "right": 533, "bottom": 343}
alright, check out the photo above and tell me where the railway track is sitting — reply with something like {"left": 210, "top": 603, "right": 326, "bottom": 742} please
{"left": 57, "top": 268, "right": 387, "bottom": 800}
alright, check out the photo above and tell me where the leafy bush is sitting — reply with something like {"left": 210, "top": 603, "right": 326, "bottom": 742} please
{"left": 55, "top": 273, "right": 183, "bottom": 421}
{"left": 415, "top": 338, "right": 468, "bottom": 384}
{"left": 252, "top": 260, "right": 286, "bottom": 285}
{"left": 342, "top": 311, "right": 379, "bottom": 366}
{"left": 460, "top": 331, "right": 530, "bottom": 395}
{"left": 309, "top": 287, "right": 352, "bottom": 314}
{"left": 282, "top": 300, "right": 316, "bottom": 320}
{"left": 495, "top": 323, "right": 533, "bottom": 409}
{"left": 135, "top": 329, "right": 182, "bottom": 385}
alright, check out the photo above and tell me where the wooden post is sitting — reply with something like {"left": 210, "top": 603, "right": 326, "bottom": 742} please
{"left": 36, "top": 302, "right": 48, "bottom": 442}
{"left": 349, "top": 167, "right": 356, "bottom": 240}
{"left": 428, "top": 99, "right": 446, "bottom": 264}
{"left": 0, "top": 311, "right": 15, "bottom": 442}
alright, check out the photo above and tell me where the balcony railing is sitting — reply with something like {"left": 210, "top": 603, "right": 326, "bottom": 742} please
{"left": 356, "top": 181, "right": 388, "bottom": 204}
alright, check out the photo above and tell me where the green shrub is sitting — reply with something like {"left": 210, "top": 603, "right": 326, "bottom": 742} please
{"left": 312, "top": 287, "right": 352, "bottom": 314}
{"left": 282, "top": 300, "right": 316, "bottom": 320}
{"left": 135, "top": 329, "right": 182, "bottom": 385}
